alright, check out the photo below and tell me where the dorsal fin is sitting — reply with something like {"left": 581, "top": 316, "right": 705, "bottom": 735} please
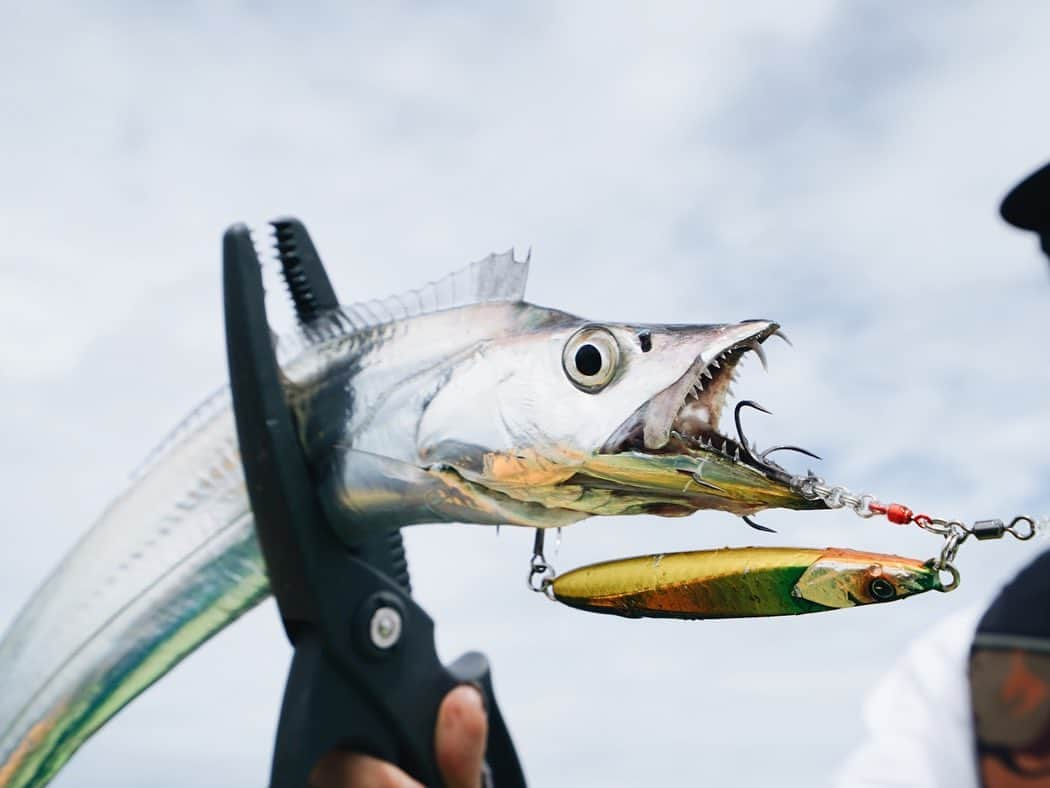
{"left": 136, "top": 250, "right": 528, "bottom": 482}
{"left": 337, "top": 248, "right": 529, "bottom": 329}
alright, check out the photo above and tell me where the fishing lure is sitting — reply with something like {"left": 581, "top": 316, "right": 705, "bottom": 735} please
{"left": 529, "top": 477, "right": 1043, "bottom": 620}
{"left": 549, "top": 546, "right": 947, "bottom": 620}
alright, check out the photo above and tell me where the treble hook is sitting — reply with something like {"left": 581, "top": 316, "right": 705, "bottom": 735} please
{"left": 734, "top": 400, "right": 771, "bottom": 459}
{"left": 759, "top": 445, "right": 823, "bottom": 463}
{"left": 732, "top": 399, "right": 821, "bottom": 508}
{"left": 742, "top": 514, "right": 777, "bottom": 533}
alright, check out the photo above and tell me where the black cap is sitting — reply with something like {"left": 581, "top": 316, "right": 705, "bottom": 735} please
{"left": 1000, "top": 161, "right": 1050, "bottom": 259}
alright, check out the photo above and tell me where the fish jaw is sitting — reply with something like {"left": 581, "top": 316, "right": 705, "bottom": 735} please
{"left": 589, "top": 318, "right": 821, "bottom": 515}
{"left": 569, "top": 450, "right": 825, "bottom": 516}
{"left": 600, "top": 319, "right": 780, "bottom": 453}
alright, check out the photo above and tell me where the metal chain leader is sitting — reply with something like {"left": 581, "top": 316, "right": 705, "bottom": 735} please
{"left": 527, "top": 474, "right": 1038, "bottom": 598}
{"left": 792, "top": 471, "right": 1037, "bottom": 591}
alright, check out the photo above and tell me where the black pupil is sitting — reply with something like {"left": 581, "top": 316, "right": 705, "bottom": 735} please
{"left": 869, "top": 578, "right": 896, "bottom": 601}
{"left": 575, "top": 344, "right": 603, "bottom": 376}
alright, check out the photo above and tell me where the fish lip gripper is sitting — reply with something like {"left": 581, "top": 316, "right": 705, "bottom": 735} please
{"left": 223, "top": 219, "right": 526, "bottom": 788}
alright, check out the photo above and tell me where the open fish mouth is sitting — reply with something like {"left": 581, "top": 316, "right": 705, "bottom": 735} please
{"left": 601, "top": 322, "right": 790, "bottom": 471}
{"left": 592, "top": 320, "right": 824, "bottom": 519}
{"left": 662, "top": 327, "right": 781, "bottom": 467}
{"left": 408, "top": 318, "right": 822, "bottom": 524}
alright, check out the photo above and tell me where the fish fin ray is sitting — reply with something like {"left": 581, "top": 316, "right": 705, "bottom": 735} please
{"left": 337, "top": 249, "right": 530, "bottom": 332}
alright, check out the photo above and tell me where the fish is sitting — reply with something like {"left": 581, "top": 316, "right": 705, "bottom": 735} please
{"left": 0, "top": 242, "right": 823, "bottom": 786}
{"left": 551, "top": 546, "right": 946, "bottom": 619}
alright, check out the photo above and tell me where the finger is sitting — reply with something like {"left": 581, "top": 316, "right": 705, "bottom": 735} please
{"left": 435, "top": 685, "right": 489, "bottom": 788}
{"left": 310, "top": 751, "right": 423, "bottom": 788}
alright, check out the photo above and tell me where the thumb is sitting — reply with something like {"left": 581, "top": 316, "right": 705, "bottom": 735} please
{"left": 434, "top": 685, "right": 488, "bottom": 788}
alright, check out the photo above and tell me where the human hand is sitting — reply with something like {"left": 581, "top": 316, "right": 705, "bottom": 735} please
{"left": 310, "top": 684, "right": 489, "bottom": 788}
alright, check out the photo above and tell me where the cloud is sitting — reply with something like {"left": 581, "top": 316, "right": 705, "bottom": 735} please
{"left": 2, "top": 3, "right": 1050, "bottom": 786}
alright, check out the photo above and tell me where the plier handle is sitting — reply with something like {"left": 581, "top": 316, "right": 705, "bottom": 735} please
{"left": 223, "top": 220, "right": 526, "bottom": 787}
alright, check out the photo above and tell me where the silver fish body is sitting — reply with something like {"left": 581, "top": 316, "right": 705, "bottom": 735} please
{"left": 0, "top": 395, "right": 263, "bottom": 787}
{"left": 0, "top": 250, "right": 820, "bottom": 786}
{"left": 0, "top": 256, "right": 531, "bottom": 786}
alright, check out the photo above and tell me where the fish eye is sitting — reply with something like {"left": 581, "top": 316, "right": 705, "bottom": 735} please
{"left": 563, "top": 326, "right": 620, "bottom": 393}
{"left": 868, "top": 577, "right": 896, "bottom": 601}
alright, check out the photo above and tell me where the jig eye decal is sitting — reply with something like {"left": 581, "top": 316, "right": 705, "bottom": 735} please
{"left": 868, "top": 577, "right": 896, "bottom": 601}
{"left": 562, "top": 326, "right": 620, "bottom": 393}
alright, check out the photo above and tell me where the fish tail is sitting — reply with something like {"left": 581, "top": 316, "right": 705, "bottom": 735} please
{"left": 0, "top": 393, "right": 271, "bottom": 787}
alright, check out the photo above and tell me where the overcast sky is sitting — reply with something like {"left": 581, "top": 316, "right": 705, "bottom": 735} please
{"left": 3, "top": 3, "right": 1050, "bottom": 786}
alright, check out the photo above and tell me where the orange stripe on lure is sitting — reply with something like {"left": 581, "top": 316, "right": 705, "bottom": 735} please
{"left": 551, "top": 547, "right": 947, "bottom": 620}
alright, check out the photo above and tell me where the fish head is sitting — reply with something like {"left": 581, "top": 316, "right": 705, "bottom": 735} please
{"left": 792, "top": 549, "right": 945, "bottom": 608}
{"left": 416, "top": 309, "right": 825, "bottom": 524}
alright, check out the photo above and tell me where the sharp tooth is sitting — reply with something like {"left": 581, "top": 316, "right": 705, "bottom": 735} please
{"left": 749, "top": 341, "right": 768, "bottom": 371}
{"left": 701, "top": 367, "right": 713, "bottom": 379}
{"left": 773, "top": 329, "right": 793, "bottom": 347}
{"left": 734, "top": 446, "right": 741, "bottom": 461}
{"left": 712, "top": 359, "right": 721, "bottom": 370}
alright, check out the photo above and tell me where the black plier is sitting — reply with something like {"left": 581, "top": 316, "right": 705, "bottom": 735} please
{"left": 222, "top": 219, "right": 527, "bottom": 787}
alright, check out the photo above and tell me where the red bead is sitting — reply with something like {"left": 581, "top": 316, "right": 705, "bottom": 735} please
{"left": 885, "top": 503, "right": 913, "bottom": 524}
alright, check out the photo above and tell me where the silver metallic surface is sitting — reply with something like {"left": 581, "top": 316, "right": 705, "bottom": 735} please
{"left": 369, "top": 607, "right": 403, "bottom": 650}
